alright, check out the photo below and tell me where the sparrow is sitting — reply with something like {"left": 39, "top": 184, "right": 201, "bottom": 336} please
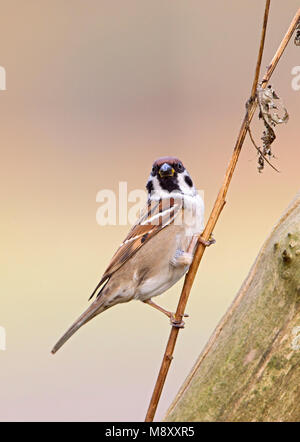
{"left": 51, "top": 156, "right": 213, "bottom": 354}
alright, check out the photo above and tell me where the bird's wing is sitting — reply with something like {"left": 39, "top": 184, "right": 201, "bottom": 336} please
{"left": 89, "top": 197, "right": 183, "bottom": 299}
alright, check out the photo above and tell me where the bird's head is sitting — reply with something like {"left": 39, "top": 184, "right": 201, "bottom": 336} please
{"left": 146, "top": 156, "right": 196, "bottom": 198}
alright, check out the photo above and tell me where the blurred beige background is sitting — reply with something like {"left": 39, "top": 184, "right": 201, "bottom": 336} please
{"left": 0, "top": 0, "right": 299, "bottom": 421}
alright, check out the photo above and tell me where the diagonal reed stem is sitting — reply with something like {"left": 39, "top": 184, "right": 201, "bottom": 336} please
{"left": 145, "top": 2, "right": 300, "bottom": 422}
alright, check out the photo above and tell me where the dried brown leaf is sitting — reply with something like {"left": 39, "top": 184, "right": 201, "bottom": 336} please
{"left": 255, "top": 84, "right": 289, "bottom": 172}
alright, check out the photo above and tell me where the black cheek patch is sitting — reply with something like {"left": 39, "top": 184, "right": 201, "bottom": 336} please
{"left": 146, "top": 180, "right": 154, "bottom": 193}
{"left": 184, "top": 175, "right": 193, "bottom": 187}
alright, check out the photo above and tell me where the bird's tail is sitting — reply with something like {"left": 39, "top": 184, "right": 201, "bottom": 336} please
{"left": 51, "top": 298, "right": 106, "bottom": 354}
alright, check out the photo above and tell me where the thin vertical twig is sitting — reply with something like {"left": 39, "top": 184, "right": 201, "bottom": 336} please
{"left": 145, "top": 3, "right": 300, "bottom": 422}
{"left": 250, "top": 0, "right": 271, "bottom": 100}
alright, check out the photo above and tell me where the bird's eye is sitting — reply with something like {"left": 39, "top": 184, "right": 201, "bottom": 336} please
{"left": 176, "top": 162, "right": 184, "bottom": 172}
{"left": 151, "top": 166, "right": 158, "bottom": 176}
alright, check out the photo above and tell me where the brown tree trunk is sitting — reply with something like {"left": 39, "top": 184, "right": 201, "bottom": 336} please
{"left": 165, "top": 192, "right": 300, "bottom": 422}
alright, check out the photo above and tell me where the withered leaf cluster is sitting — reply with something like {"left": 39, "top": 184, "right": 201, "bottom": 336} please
{"left": 255, "top": 84, "right": 289, "bottom": 173}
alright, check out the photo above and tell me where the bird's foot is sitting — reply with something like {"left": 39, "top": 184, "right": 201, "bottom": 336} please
{"left": 143, "top": 299, "right": 189, "bottom": 328}
{"left": 170, "top": 313, "right": 189, "bottom": 328}
{"left": 198, "top": 234, "right": 216, "bottom": 247}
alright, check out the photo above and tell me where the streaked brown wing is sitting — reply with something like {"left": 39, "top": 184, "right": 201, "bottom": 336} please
{"left": 89, "top": 197, "right": 182, "bottom": 299}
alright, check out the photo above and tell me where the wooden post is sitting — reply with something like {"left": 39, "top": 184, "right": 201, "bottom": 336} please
{"left": 165, "top": 193, "right": 300, "bottom": 422}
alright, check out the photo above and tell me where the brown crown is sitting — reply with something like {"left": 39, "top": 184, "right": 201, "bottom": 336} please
{"left": 152, "top": 156, "right": 183, "bottom": 167}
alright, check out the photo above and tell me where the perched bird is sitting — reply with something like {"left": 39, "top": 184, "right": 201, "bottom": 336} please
{"left": 51, "top": 156, "right": 213, "bottom": 354}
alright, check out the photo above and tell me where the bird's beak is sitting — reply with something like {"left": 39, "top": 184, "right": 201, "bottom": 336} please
{"left": 159, "top": 163, "right": 175, "bottom": 178}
